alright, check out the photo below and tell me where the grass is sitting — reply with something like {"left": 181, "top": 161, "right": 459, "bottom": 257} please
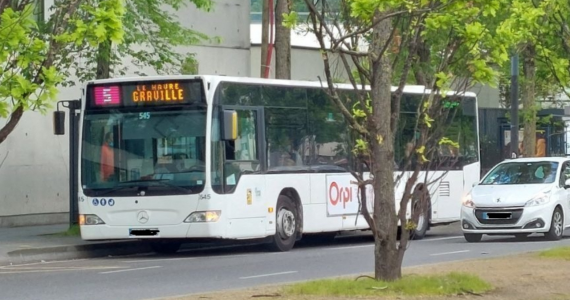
{"left": 49, "top": 225, "right": 81, "bottom": 237}
{"left": 284, "top": 272, "right": 493, "bottom": 297}
{"left": 538, "top": 246, "right": 570, "bottom": 260}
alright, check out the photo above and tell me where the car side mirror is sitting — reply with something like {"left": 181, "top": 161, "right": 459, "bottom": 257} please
{"left": 564, "top": 178, "right": 570, "bottom": 189}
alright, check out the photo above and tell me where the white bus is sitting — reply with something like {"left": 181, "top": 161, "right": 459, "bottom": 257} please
{"left": 57, "top": 75, "right": 480, "bottom": 253}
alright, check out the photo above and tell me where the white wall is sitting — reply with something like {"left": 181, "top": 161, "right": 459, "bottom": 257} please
{"left": 0, "top": 0, "right": 251, "bottom": 227}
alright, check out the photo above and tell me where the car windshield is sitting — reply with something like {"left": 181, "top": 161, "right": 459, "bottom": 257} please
{"left": 480, "top": 161, "right": 559, "bottom": 185}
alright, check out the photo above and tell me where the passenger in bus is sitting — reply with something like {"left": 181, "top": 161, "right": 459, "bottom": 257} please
{"left": 100, "top": 132, "right": 115, "bottom": 182}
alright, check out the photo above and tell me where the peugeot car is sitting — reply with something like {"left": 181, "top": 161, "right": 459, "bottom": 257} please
{"left": 461, "top": 157, "right": 570, "bottom": 242}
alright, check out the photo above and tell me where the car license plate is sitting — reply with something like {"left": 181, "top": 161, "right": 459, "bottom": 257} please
{"left": 483, "top": 212, "right": 511, "bottom": 219}
{"left": 129, "top": 228, "right": 159, "bottom": 237}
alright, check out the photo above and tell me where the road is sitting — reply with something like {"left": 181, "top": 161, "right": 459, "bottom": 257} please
{"left": 1, "top": 225, "right": 570, "bottom": 300}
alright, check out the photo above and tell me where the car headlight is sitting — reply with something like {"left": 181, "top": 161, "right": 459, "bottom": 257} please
{"left": 184, "top": 211, "right": 221, "bottom": 223}
{"left": 462, "top": 193, "right": 475, "bottom": 208}
{"left": 79, "top": 214, "right": 106, "bottom": 225}
{"left": 525, "top": 191, "right": 552, "bottom": 207}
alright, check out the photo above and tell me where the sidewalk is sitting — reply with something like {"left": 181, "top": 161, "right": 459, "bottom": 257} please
{"left": 0, "top": 224, "right": 151, "bottom": 265}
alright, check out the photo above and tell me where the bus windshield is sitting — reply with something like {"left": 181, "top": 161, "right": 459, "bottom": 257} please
{"left": 81, "top": 107, "right": 207, "bottom": 196}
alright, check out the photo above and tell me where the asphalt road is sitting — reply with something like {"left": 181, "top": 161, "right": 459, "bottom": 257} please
{"left": 2, "top": 224, "right": 570, "bottom": 300}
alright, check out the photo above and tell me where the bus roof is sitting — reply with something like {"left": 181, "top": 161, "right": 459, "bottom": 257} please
{"left": 83, "top": 74, "right": 478, "bottom": 98}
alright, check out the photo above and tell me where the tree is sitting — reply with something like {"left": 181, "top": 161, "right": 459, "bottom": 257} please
{"left": 296, "top": 0, "right": 511, "bottom": 280}
{"left": 70, "top": 0, "right": 214, "bottom": 82}
{"left": 498, "top": 0, "right": 570, "bottom": 157}
{"left": 275, "top": 0, "right": 292, "bottom": 79}
{"left": 0, "top": 0, "right": 124, "bottom": 145}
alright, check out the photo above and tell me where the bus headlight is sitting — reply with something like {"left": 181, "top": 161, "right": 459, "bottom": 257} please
{"left": 79, "top": 214, "right": 106, "bottom": 225}
{"left": 184, "top": 211, "right": 221, "bottom": 223}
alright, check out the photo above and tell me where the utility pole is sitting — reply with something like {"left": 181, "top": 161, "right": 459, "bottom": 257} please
{"left": 260, "top": 0, "right": 269, "bottom": 77}
{"left": 510, "top": 53, "right": 519, "bottom": 158}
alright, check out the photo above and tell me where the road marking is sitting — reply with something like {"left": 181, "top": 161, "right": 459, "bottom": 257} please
{"left": 326, "top": 244, "right": 373, "bottom": 251}
{"left": 2, "top": 266, "right": 117, "bottom": 270}
{"left": 430, "top": 250, "right": 470, "bottom": 256}
{"left": 0, "top": 266, "right": 120, "bottom": 275}
{"left": 0, "top": 259, "right": 88, "bottom": 269}
{"left": 122, "top": 257, "right": 198, "bottom": 263}
{"left": 99, "top": 266, "right": 161, "bottom": 274}
{"left": 239, "top": 271, "right": 298, "bottom": 279}
{"left": 422, "top": 236, "right": 463, "bottom": 242}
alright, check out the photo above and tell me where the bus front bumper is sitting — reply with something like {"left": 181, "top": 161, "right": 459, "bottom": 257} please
{"left": 80, "top": 222, "right": 226, "bottom": 241}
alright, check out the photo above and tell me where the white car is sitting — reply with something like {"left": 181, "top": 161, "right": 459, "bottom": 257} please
{"left": 461, "top": 157, "right": 570, "bottom": 242}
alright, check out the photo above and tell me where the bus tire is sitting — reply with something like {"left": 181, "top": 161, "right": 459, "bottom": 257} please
{"left": 410, "top": 187, "right": 430, "bottom": 240}
{"left": 150, "top": 241, "right": 182, "bottom": 254}
{"left": 268, "top": 195, "right": 298, "bottom": 252}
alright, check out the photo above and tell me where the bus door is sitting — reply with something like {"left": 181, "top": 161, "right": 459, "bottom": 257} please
{"left": 222, "top": 106, "right": 267, "bottom": 220}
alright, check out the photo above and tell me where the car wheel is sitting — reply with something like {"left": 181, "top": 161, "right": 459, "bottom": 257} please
{"left": 267, "top": 195, "right": 298, "bottom": 252}
{"left": 545, "top": 207, "right": 564, "bottom": 241}
{"left": 464, "top": 233, "right": 482, "bottom": 243}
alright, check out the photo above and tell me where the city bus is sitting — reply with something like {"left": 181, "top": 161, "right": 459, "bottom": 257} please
{"left": 54, "top": 75, "right": 480, "bottom": 253}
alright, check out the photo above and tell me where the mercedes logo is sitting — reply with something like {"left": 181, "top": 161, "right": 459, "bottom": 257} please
{"left": 137, "top": 211, "right": 149, "bottom": 224}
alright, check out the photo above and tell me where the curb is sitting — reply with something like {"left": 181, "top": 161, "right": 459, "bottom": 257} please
{"left": 2, "top": 240, "right": 152, "bottom": 265}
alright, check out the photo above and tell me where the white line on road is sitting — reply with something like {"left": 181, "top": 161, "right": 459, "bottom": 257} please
{"left": 122, "top": 257, "right": 198, "bottom": 263}
{"left": 326, "top": 244, "right": 374, "bottom": 251}
{"left": 422, "top": 236, "right": 463, "bottom": 242}
{"left": 239, "top": 271, "right": 298, "bottom": 279}
{"left": 430, "top": 250, "right": 470, "bottom": 256}
{"left": 0, "top": 259, "right": 88, "bottom": 269}
{"left": 99, "top": 266, "right": 161, "bottom": 274}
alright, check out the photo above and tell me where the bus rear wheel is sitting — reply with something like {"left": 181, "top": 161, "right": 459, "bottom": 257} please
{"left": 410, "top": 187, "right": 430, "bottom": 240}
{"left": 268, "top": 195, "right": 298, "bottom": 252}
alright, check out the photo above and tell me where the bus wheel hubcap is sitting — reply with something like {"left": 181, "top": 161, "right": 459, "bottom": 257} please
{"left": 278, "top": 209, "right": 295, "bottom": 239}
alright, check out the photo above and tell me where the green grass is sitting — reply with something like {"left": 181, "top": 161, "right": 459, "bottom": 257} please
{"left": 284, "top": 272, "right": 493, "bottom": 297}
{"left": 49, "top": 225, "right": 81, "bottom": 237}
{"left": 538, "top": 247, "right": 570, "bottom": 260}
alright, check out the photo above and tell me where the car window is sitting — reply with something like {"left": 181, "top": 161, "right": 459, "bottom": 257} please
{"left": 481, "top": 161, "right": 558, "bottom": 185}
{"left": 560, "top": 162, "right": 570, "bottom": 187}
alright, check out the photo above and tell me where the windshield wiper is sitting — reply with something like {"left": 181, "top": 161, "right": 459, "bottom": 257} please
{"left": 122, "top": 179, "right": 193, "bottom": 194}
{"left": 93, "top": 184, "right": 140, "bottom": 197}
{"left": 93, "top": 179, "right": 192, "bottom": 197}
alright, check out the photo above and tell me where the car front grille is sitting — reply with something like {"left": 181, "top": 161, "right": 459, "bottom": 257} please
{"left": 474, "top": 207, "right": 524, "bottom": 225}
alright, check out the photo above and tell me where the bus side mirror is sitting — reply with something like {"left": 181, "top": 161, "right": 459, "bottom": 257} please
{"left": 53, "top": 111, "right": 66, "bottom": 135}
{"left": 222, "top": 110, "right": 238, "bottom": 141}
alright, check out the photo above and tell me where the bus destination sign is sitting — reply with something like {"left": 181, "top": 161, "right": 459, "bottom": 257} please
{"left": 130, "top": 82, "right": 185, "bottom": 103}
{"left": 88, "top": 79, "right": 204, "bottom": 109}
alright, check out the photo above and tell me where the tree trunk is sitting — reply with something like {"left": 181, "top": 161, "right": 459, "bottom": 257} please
{"left": 274, "top": 0, "right": 291, "bottom": 79}
{"left": 260, "top": 0, "right": 269, "bottom": 77}
{"left": 96, "top": 39, "right": 112, "bottom": 79}
{"left": 0, "top": 106, "right": 24, "bottom": 145}
{"left": 413, "top": 38, "right": 430, "bottom": 86}
{"left": 370, "top": 11, "right": 400, "bottom": 281}
{"left": 522, "top": 43, "right": 536, "bottom": 157}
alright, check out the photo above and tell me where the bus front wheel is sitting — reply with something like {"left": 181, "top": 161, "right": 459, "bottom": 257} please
{"left": 268, "top": 195, "right": 298, "bottom": 252}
